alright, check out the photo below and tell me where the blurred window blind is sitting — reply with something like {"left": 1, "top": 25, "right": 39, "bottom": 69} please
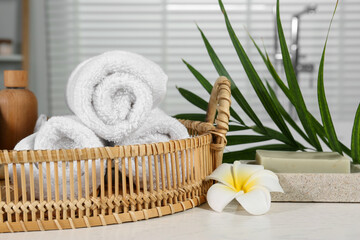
{"left": 46, "top": 0, "right": 360, "bottom": 122}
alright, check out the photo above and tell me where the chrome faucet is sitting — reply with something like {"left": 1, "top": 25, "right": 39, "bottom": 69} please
{"left": 273, "top": 4, "right": 317, "bottom": 118}
{"left": 290, "top": 5, "right": 317, "bottom": 79}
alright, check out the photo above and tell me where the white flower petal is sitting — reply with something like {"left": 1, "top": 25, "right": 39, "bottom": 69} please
{"left": 235, "top": 186, "right": 271, "bottom": 215}
{"left": 244, "top": 170, "right": 284, "bottom": 193}
{"left": 206, "top": 163, "right": 235, "bottom": 190}
{"left": 232, "top": 161, "right": 264, "bottom": 191}
{"left": 206, "top": 183, "right": 239, "bottom": 212}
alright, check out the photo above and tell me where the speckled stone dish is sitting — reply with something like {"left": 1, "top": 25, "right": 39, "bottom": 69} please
{"left": 242, "top": 161, "right": 360, "bottom": 202}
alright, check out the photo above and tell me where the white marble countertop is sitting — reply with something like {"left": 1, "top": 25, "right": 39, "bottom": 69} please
{"left": 1, "top": 201, "right": 360, "bottom": 240}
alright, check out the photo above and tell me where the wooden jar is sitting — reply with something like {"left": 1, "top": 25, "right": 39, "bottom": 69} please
{"left": 0, "top": 70, "right": 38, "bottom": 150}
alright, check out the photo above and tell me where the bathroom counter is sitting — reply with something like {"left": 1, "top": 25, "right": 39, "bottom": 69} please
{"left": 2, "top": 201, "right": 359, "bottom": 240}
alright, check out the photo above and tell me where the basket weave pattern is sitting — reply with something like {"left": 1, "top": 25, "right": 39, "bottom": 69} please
{"left": 0, "top": 77, "right": 231, "bottom": 233}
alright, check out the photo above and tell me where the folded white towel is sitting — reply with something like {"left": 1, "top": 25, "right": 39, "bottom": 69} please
{"left": 117, "top": 108, "right": 189, "bottom": 146}
{"left": 116, "top": 108, "right": 190, "bottom": 189}
{"left": 34, "top": 115, "right": 104, "bottom": 150}
{"left": 66, "top": 50, "right": 168, "bottom": 142}
{"left": 12, "top": 115, "right": 104, "bottom": 200}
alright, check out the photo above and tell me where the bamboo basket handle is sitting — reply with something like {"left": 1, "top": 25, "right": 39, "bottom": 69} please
{"left": 205, "top": 76, "right": 231, "bottom": 169}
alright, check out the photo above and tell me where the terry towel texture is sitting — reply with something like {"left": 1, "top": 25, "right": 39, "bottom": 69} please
{"left": 116, "top": 108, "right": 190, "bottom": 188}
{"left": 116, "top": 108, "right": 189, "bottom": 146}
{"left": 12, "top": 115, "right": 104, "bottom": 199}
{"left": 66, "top": 50, "right": 168, "bottom": 142}
{"left": 34, "top": 115, "right": 104, "bottom": 150}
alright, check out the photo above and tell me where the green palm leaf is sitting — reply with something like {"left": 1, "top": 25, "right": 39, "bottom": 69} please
{"left": 227, "top": 135, "right": 271, "bottom": 146}
{"left": 351, "top": 104, "right": 360, "bottom": 164}
{"left": 177, "top": 0, "right": 354, "bottom": 163}
{"left": 276, "top": 0, "right": 322, "bottom": 151}
{"left": 311, "top": 116, "right": 351, "bottom": 156}
{"left": 247, "top": 32, "right": 292, "bottom": 102}
{"left": 182, "top": 59, "right": 212, "bottom": 93}
{"left": 317, "top": 0, "right": 342, "bottom": 154}
{"left": 219, "top": 0, "right": 297, "bottom": 148}
{"left": 174, "top": 113, "right": 207, "bottom": 122}
{"left": 266, "top": 81, "right": 310, "bottom": 145}
{"left": 197, "top": 25, "right": 265, "bottom": 132}
{"left": 265, "top": 44, "right": 350, "bottom": 155}
{"left": 183, "top": 59, "right": 244, "bottom": 124}
{"left": 223, "top": 144, "right": 298, "bottom": 162}
{"left": 229, "top": 125, "right": 250, "bottom": 131}
{"left": 263, "top": 48, "right": 351, "bottom": 155}
{"left": 177, "top": 87, "right": 208, "bottom": 112}
{"left": 251, "top": 125, "right": 305, "bottom": 150}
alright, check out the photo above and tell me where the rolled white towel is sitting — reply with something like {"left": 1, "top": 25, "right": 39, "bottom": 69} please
{"left": 12, "top": 115, "right": 104, "bottom": 200}
{"left": 116, "top": 108, "right": 190, "bottom": 189}
{"left": 34, "top": 115, "right": 104, "bottom": 150}
{"left": 117, "top": 108, "right": 189, "bottom": 146}
{"left": 66, "top": 50, "right": 168, "bottom": 142}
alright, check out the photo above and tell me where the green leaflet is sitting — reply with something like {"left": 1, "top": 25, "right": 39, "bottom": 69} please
{"left": 251, "top": 125, "right": 305, "bottom": 150}
{"left": 276, "top": 0, "right": 322, "bottom": 151}
{"left": 182, "top": 59, "right": 212, "bottom": 93}
{"left": 183, "top": 59, "right": 244, "bottom": 125}
{"left": 223, "top": 144, "right": 298, "bottom": 162}
{"left": 351, "top": 104, "right": 360, "bottom": 164}
{"left": 317, "top": 0, "right": 342, "bottom": 154}
{"left": 311, "top": 116, "right": 350, "bottom": 156}
{"left": 177, "top": 87, "right": 208, "bottom": 112}
{"left": 197, "top": 25, "right": 265, "bottom": 132}
{"left": 227, "top": 135, "right": 271, "bottom": 146}
{"left": 263, "top": 50, "right": 351, "bottom": 155}
{"left": 266, "top": 81, "right": 310, "bottom": 145}
{"left": 174, "top": 113, "right": 207, "bottom": 122}
{"left": 219, "top": 0, "right": 297, "bottom": 148}
{"left": 229, "top": 125, "right": 250, "bottom": 132}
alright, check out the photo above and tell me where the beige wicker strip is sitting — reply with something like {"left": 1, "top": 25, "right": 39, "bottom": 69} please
{"left": 0, "top": 77, "right": 231, "bottom": 233}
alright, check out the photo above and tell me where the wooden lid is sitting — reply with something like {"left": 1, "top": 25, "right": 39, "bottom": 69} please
{"left": 4, "top": 70, "right": 28, "bottom": 87}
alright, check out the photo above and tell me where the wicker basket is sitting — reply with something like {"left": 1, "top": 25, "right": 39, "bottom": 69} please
{"left": 0, "top": 77, "right": 231, "bottom": 233}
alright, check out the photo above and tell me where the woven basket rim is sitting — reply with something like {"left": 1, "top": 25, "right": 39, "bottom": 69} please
{"left": 0, "top": 132, "right": 213, "bottom": 164}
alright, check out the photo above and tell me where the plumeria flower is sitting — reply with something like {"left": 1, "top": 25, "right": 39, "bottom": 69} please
{"left": 206, "top": 161, "right": 283, "bottom": 215}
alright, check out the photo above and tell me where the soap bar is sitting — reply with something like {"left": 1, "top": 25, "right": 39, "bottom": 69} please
{"left": 255, "top": 150, "right": 351, "bottom": 173}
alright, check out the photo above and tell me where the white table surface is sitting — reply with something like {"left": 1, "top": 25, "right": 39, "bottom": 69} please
{"left": 1, "top": 201, "right": 359, "bottom": 240}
